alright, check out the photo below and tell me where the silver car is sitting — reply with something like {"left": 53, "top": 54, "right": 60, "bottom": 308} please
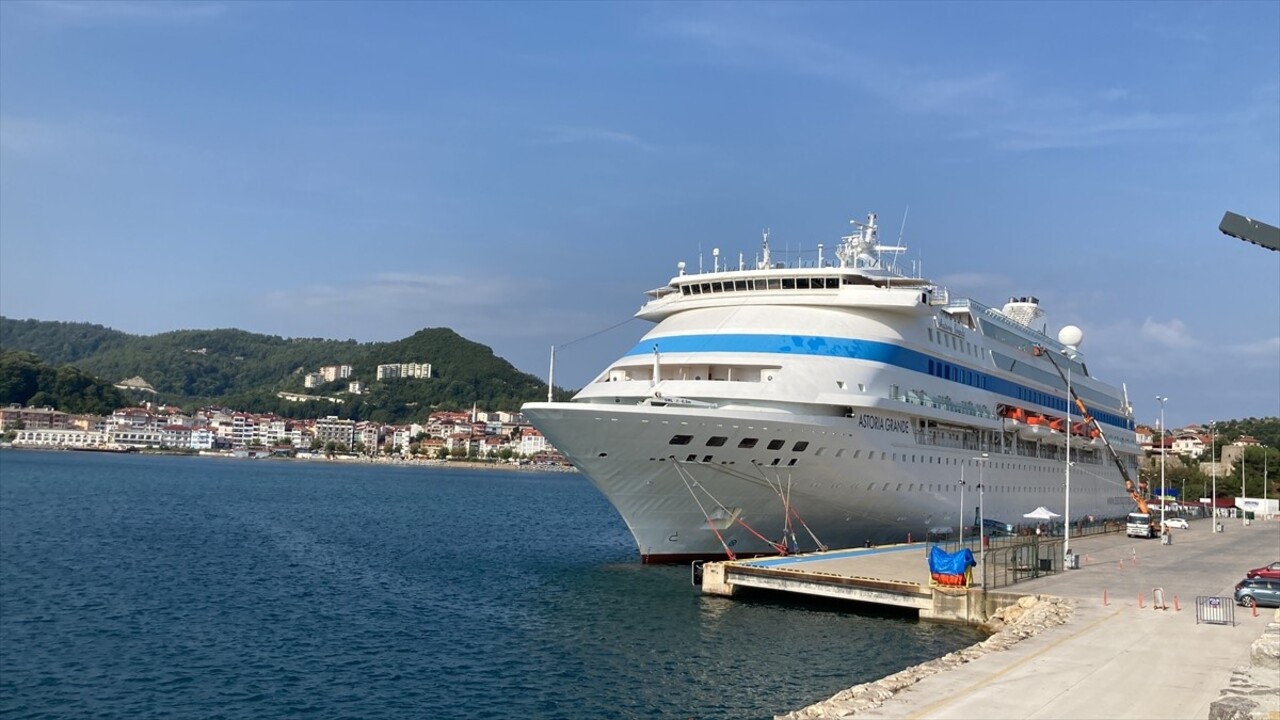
{"left": 1234, "top": 578, "right": 1280, "bottom": 608}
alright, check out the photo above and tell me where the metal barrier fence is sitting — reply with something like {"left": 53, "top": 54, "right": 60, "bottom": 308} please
{"left": 982, "top": 538, "right": 1063, "bottom": 589}
{"left": 1195, "top": 596, "right": 1236, "bottom": 626}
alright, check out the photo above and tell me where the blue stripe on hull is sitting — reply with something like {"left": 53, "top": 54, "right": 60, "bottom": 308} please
{"left": 625, "top": 333, "right": 1130, "bottom": 429}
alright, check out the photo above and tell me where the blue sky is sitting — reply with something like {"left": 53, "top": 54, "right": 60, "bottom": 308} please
{"left": 1, "top": 1, "right": 1277, "bottom": 428}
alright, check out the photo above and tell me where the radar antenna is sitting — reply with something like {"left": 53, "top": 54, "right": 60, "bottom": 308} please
{"left": 758, "top": 229, "right": 772, "bottom": 269}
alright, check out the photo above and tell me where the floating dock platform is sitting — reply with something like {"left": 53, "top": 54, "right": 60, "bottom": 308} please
{"left": 700, "top": 543, "right": 1014, "bottom": 624}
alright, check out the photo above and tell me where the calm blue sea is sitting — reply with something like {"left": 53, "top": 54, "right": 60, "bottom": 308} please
{"left": 0, "top": 450, "right": 981, "bottom": 719}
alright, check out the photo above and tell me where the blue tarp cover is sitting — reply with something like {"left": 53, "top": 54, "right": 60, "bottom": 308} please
{"left": 929, "top": 545, "right": 976, "bottom": 575}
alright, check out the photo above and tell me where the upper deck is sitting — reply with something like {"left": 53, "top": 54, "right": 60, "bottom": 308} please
{"left": 637, "top": 213, "right": 936, "bottom": 321}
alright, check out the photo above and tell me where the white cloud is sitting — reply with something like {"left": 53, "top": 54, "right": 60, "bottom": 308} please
{"left": 653, "top": 9, "right": 1228, "bottom": 152}
{"left": 538, "top": 126, "right": 654, "bottom": 151}
{"left": 1225, "top": 336, "right": 1280, "bottom": 360}
{"left": 1138, "top": 317, "right": 1196, "bottom": 349}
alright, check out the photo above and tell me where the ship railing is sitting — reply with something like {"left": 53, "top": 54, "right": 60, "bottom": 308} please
{"left": 897, "top": 389, "right": 995, "bottom": 420}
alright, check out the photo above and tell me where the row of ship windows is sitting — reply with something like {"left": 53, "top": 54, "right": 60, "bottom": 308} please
{"left": 664, "top": 433, "right": 1108, "bottom": 475}
{"left": 668, "top": 434, "right": 808, "bottom": 452}
{"left": 679, "top": 276, "right": 851, "bottom": 296}
{"left": 927, "top": 327, "right": 982, "bottom": 359}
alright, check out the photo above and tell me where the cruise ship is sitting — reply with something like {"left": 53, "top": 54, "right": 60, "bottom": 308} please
{"left": 522, "top": 213, "right": 1140, "bottom": 563}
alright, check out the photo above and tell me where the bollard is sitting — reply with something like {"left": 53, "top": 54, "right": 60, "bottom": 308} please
{"left": 1253, "top": 604, "right": 1259, "bottom": 618}
{"left": 1103, "top": 590, "right": 1109, "bottom": 606}
{"left": 1173, "top": 595, "right": 1180, "bottom": 612}
{"left": 1118, "top": 561, "right": 1124, "bottom": 571}
{"left": 907, "top": 532, "right": 912, "bottom": 544}
{"left": 1138, "top": 592, "right": 1144, "bottom": 608}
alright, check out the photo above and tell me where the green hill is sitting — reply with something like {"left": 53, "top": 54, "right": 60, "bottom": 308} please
{"left": 0, "top": 317, "right": 568, "bottom": 422}
{"left": 0, "top": 350, "right": 127, "bottom": 415}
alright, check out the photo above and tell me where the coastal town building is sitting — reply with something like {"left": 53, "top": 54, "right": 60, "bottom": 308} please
{"left": 319, "top": 365, "right": 354, "bottom": 383}
{"left": 315, "top": 416, "right": 356, "bottom": 447}
{"left": 1170, "top": 432, "right": 1206, "bottom": 458}
{"left": 12, "top": 428, "right": 110, "bottom": 448}
{"left": 5, "top": 402, "right": 558, "bottom": 461}
{"left": 376, "top": 362, "right": 433, "bottom": 380}
{"left": 519, "top": 427, "right": 548, "bottom": 457}
{"left": 0, "top": 405, "right": 73, "bottom": 432}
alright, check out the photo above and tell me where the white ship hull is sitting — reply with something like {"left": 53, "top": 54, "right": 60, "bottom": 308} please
{"left": 525, "top": 213, "right": 1140, "bottom": 562}
{"left": 523, "top": 402, "right": 1132, "bottom": 562}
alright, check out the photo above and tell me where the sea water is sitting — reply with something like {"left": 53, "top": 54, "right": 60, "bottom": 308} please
{"left": 0, "top": 450, "right": 981, "bottom": 719}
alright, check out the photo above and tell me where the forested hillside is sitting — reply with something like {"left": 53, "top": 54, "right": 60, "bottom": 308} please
{"left": 0, "top": 317, "right": 567, "bottom": 420}
{"left": 0, "top": 350, "right": 127, "bottom": 415}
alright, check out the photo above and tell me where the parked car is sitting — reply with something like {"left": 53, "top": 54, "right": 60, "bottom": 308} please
{"left": 1234, "top": 578, "right": 1280, "bottom": 608}
{"left": 1162, "top": 517, "right": 1189, "bottom": 529}
{"left": 1245, "top": 561, "right": 1280, "bottom": 580}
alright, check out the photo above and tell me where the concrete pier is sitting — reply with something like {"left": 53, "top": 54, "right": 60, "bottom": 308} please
{"left": 701, "top": 543, "right": 1005, "bottom": 624}
{"left": 756, "top": 517, "right": 1280, "bottom": 719}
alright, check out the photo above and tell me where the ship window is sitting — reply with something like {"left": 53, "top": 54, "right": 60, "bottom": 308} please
{"left": 686, "top": 454, "right": 697, "bottom": 462}
{"left": 787, "top": 458, "right": 797, "bottom": 466}
{"left": 669, "top": 434, "right": 693, "bottom": 445}
{"left": 781, "top": 278, "right": 795, "bottom": 290}
{"left": 768, "top": 279, "right": 781, "bottom": 290}
{"left": 735, "top": 280, "right": 747, "bottom": 291}
{"left": 702, "top": 455, "right": 713, "bottom": 462}
{"left": 771, "top": 458, "right": 781, "bottom": 466}
{"left": 706, "top": 436, "right": 727, "bottom": 447}
{"left": 767, "top": 439, "right": 785, "bottom": 450}
{"left": 793, "top": 441, "right": 809, "bottom": 452}
{"left": 754, "top": 279, "right": 767, "bottom": 290}
{"left": 825, "top": 278, "right": 839, "bottom": 289}
{"left": 713, "top": 282, "right": 724, "bottom": 293}
{"left": 738, "top": 438, "right": 758, "bottom": 448}
{"left": 681, "top": 286, "right": 690, "bottom": 296}
{"left": 690, "top": 284, "right": 702, "bottom": 295}
{"left": 701, "top": 283, "right": 711, "bottom": 293}
{"left": 797, "top": 278, "right": 810, "bottom": 289}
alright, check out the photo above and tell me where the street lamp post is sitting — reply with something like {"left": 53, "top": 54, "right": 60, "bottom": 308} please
{"left": 1157, "top": 396, "right": 1168, "bottom": 534}
{"left": 973, "top": 453, "right": 989, "bottom": 585}
{"left": 958, "top": 466, "right": 966, "bottom": 547}
{"left": 1212, "top": 422, "right": 1218, "bottom": 531}
{"left": 1065, "top": 366, "right": 1072, "bottom": 561}
{"left": 1242, "top": 451, "right": 1247, "bottom": 526}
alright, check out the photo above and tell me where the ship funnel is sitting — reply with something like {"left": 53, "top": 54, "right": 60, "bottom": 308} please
{"left": 1001, "top": 296, "right": 1046, "bottom": 331}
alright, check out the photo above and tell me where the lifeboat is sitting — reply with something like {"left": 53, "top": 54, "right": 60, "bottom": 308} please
{"left": 1020, "top": 414, "right": 1049, "bottom": 440}
{"left": 999, "top": 405, "right": 1027, "bottom": 430}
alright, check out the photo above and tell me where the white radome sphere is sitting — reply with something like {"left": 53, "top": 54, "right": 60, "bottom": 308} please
{"left": 1058, "top": 325, "right": 1084, "bottom": 349}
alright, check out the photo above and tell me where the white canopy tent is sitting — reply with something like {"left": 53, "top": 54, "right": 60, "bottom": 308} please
{"left": 1023, "top": 506, "right": 1061, "bottom": 521}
